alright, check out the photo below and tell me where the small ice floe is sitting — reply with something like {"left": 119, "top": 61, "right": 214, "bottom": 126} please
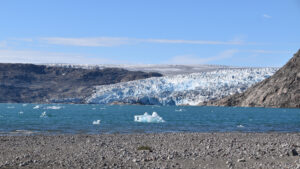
{"left": 134, "top": 112, "right": 165, "bottom": 123}
{"left": 33, "top": 105, "right": 40, "bottom": 109}
{"left": 45, "top": 106, "right": 62, "bottom": 110}
{"left": 237, "top": 125, "right": 245, "bottom": 128}
{"left": 40, "top": 111, "right": 47, "bottom": 118}
{"left": 11, "top": 130, "right": 35, "bottom": 135}
{"left": 100, "top": 107, "right": 106, "bottom": 110}
{"left": 18, "top": 111, "right": 24, "bottom": 114}
{"left": 175, "top": 109, "right": 184, "bottom": 112}
{"left": 7, "top": 106, "right": 15, "bottom": 109}
{"left": 93, "top": 120, "right": 101, "bottom": 125}
{"left": 22, "top": 104, "right": 27, "bottom": 107}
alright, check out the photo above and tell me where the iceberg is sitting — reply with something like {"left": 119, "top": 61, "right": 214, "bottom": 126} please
{"left": 33, "top": 105, "right": 40, "bottom": 109}
{"left": 45, "top": 106, "right": 62, "bottom": 110}
{"left": 93, "top": 120, "right": 101, "bottom": 125}
{"left": 40, "top": 111, "right": 47, "bottom": 118}
{"left": 134, "top": 112, "right": 165, "bottom": 123}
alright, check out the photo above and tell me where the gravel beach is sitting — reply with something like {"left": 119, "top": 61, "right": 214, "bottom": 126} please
{"left": 1, "top": 133, "right": 300, "bottom": 169}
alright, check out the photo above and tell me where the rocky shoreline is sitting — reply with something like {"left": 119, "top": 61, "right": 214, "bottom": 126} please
{"left": 1, "top": 133, "right": 300, "bottom": 168}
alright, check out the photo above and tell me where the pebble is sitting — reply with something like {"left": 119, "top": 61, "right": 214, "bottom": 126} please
{"left": 0, "top": 133, "right": 299, "bottom": 168}
{"left": 237, "top": 158, "right": 246, "bottom": 162}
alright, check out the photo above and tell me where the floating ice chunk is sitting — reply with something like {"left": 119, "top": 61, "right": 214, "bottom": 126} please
{"left": 10, "top": 130, "right": 35, "bottom": 135}
{"left": 33, "top": 105, "right": 40, "bottom": 109}
{"left": 93, "top": 120, "right": 101, "bottom": 125}
{"left": 19, "top": 111, "right": 24, "bottom": 114}
{"left": 134, "top": 112, "right": 165, "bottom": 123}
{"left": 22, "top": 104, "right": 27, "bottom": 107}
{"left": 40, "top": 111, "right": 47, "bottom": 118}
{"left": 237, "top": 125, "right": 244, "bottom": 128}
{"left": 7, "top": 106, "right": 15, "bottom": 109}
{"left": 175, "top": 109, "right": 185, "bottom": 112}
{"left": 46, "top": 106, "right": 62, "bottom": 110}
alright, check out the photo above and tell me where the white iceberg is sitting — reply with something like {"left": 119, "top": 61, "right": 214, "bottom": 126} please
{"left": 45, "top": 106, "right": 62, "bottom": 110}
{"left": 33, "top": 105, "right": 40, "bottom": 109}
{"left": 93, "top": 120, "right": 101, "bottom": 125}
{"left": 134, "top": 112, "right": 165, "bottom": 123}
{"left": 40, "top": 111, "right": 47, "bottom": 118}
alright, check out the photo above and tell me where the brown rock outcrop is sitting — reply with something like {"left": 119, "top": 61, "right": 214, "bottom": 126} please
{"left": 207, "top": 49, "right": 300, "bottom": 108}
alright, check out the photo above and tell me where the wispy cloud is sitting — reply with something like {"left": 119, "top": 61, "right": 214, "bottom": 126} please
{"left": 167, "top": 49, "right": 239, "bottom": 64}
{"left": 144, "top": 39, "right": 243, "bottom": 45}
{"left": 10, "top": 38, "right": 33, "bottom": 42}
{"left": 249, "top": 49, "right": 291, "bottom": 54}
{"left": 0, "top": 49, "right": 116, "bottom": 64}
{"left": 39, "top": 37, "right": 244, "bottom": 47}
{"left": 262, "top": 14, "right": 271, "bottom": 19}
{"left": 40, "top": 37, "right": 131, "bottom": 47}
{"left": 0, "top": 41, "right": 7, "bottom": 48}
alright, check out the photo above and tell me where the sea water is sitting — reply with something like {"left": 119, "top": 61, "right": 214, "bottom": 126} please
{"left": 0, "top": 103, "right": 300, "bottom": 135}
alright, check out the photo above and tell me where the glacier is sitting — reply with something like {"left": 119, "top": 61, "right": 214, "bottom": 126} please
{"left": 86, "top": 68, "right": 278, "bottom": 105}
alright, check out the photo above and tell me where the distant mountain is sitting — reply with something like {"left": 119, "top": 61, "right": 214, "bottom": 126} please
{"left": 0, "top": 63, "right": 162, "bottom": 103}
{"left": 206, "top": 49, "right": 300, "bottom": 108}
{"left": 45, "top": 63, "right": 233, "bottom": 75}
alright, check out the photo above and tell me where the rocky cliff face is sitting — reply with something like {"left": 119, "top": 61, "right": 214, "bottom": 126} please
{"left": 207, "top": 49, "right": 300, "bottom": 108}
{"left": 0, "top": 63, "right": 162, "bottom": 103}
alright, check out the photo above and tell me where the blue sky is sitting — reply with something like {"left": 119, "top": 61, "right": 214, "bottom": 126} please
{"left": 0, "top": 0, "right": 299, "bottom": 67}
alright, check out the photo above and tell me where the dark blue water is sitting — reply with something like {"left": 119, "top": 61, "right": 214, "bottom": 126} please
{"left": 0, "top": 103, "right": 300, "bottom": 135}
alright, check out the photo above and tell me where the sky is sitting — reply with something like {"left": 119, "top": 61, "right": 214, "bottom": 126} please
{"left": 0, "top": 0, "right": 299, "bottom": 67}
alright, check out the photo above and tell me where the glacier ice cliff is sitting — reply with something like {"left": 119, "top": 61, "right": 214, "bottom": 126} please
{"left": 86, "top": 68, "right": 278, "bottom": 105}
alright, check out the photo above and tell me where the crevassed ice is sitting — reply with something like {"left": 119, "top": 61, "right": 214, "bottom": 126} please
{"left": 134, "top": 112, "right": 165, "bottom": 123}
{"left": 86, "top": 68, "right": 278, "bottom": 105}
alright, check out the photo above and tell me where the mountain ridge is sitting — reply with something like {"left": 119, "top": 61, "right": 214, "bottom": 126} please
{"left": 0, "top": 63, "right": 162, "bottom": 103}
{"left": 204, "top": 49, "right": 300, "bottom": 108}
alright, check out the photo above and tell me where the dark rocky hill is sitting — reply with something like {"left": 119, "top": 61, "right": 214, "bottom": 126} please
{"left": 206, "top": 49, "right": 300, "bottom": 108}
{"left": 0, "top": 63, "right": 162, "bottom": 103}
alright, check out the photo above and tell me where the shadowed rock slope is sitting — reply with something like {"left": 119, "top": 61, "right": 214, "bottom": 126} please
{"left": 0, "top": 63, "right": 162, "bottom": 103}
{"left": 206, "top": 49, "right": 300, "bottom": 108}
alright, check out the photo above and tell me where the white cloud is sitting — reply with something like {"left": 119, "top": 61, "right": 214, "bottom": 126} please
{"left": 167, "top": 49, "right": 239, "bottom": 64}
{"left": 0, "top": 49, "right": 116, "bottom": 64}
{"left": 262, "top": 14, "right": 271, "bottom": 19}
{"left": 39, "top": 37, "right": 244, "bottom": 47}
